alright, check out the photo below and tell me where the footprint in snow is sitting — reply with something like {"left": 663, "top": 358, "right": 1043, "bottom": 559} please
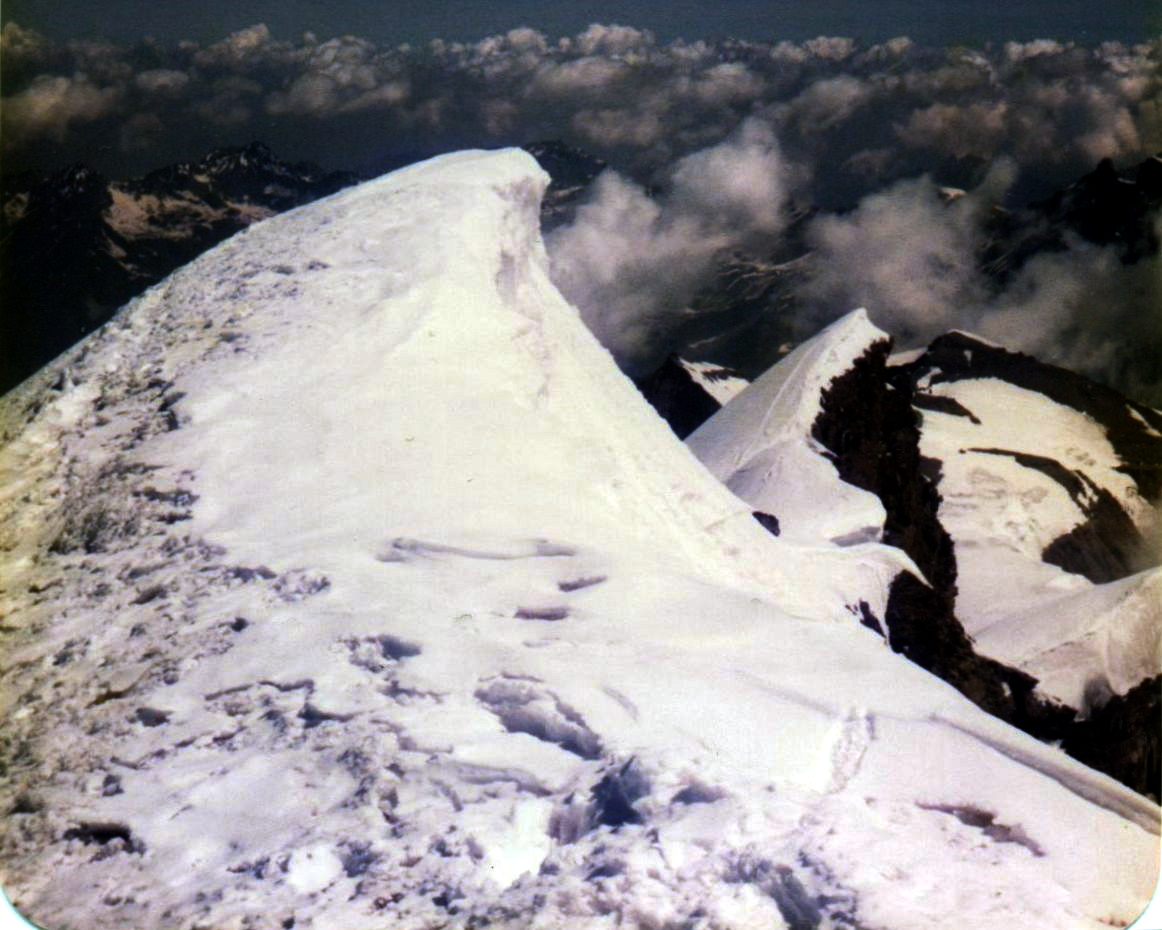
{"left": 376, "top": 536, "right": 576, "bottom": 563}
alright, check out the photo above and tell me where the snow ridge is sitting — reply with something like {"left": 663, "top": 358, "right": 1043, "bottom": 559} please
{"left": 0, "top": 149, "right": 1157, "bottom": 930}
{"left": 687, "top": 310, "right": 891, "bottom": 547}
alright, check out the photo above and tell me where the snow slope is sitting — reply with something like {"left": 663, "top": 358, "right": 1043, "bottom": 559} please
{"left": 0, "top": 149, "right": 1157, "bottom": 930}
{"left": 916, "top": 377, "right": 1153, "bottom": 626}
{"left": 677, "top": 360, "right": 749, "bottom": 406}
{"left": 977, "top": 566, "right": 1162, "bottom": 710}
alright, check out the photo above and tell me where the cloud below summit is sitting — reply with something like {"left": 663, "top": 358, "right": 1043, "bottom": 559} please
{"left": 800, "top": 169, "right": 1162, "bottom": 403}
{"left": 546, "top": 119, "right": 798, "bottom": 373}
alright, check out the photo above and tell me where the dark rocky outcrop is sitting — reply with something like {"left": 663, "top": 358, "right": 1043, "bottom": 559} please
{"left": 812, "top": 339, "right": 955, "bottom": 593}
{"left": 910, "top": 392, "right": 981, "bottom": 423}
{"left": 982, "top": 154, "right": 1162, "bottom": 280}
{"left": 811, "top": 343, "right": 991, "bottom": 709}
{"left": 911, "top": 331, "right": 1162, "bottom": 500}
{"left": 883, "top": 571, "right": 1074, "bottom": 743}
{"left": 1043, "top": 511, "right": 1147, "bottom": 585}
{"left": 966, "top": 447, "right": 1149, "bottom": 583}
{"left": 591, "top": 760, "right": 648, "bottom": 829}
{"left": 0, "top": 164, "right": 122, "bottom": 391}
{"left": 633, "top": 356, "right": 722, "bottom": 438}
{"left": 1064, "top": 676, "right": 1161, "bottom": 803}
{"left": 753, "top": 511, "right": 782, "bottom": 537}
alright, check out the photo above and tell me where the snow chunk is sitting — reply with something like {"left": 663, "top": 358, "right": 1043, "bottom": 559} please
{"left": 677, "top": 359, "right": 750, "bottom": 405}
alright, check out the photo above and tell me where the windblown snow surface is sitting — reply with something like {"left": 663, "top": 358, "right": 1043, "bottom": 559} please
{"left": 0, "top": 149, "right": 1158, "bottom": 930}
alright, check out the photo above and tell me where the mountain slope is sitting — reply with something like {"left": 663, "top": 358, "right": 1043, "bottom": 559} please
{"left": 0, "top": 149, "right": 1157, "bottom": 930}
{"left": 897, "top": 333, "right": 1162, "bottom": 705}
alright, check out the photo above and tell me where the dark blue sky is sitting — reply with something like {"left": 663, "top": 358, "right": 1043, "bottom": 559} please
{"left": 3, "top": 0, "right": 1157, "bottom": 46}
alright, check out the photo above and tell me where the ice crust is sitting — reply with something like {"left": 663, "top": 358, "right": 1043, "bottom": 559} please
{"left": 0, "top": 149, "right": 1157, "bottom": 929}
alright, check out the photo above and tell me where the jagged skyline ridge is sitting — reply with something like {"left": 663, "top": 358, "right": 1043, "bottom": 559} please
{"left": 2, "top": 11, "right": 1159, "bottom": 409}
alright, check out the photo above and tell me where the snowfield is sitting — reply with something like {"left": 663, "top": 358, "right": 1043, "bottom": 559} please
{"left": 689, "top": 303, "right": 1161, "bottom": 740}
{"left": 0, "top": 149, "right": 1157, "bottom": 929}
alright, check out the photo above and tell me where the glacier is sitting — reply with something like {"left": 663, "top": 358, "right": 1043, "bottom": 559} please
{"left": 0, "top": 148, "right": 1158, "bottom": 929}
{"left": 911, "top": 367, "right": 1161, "bottom": 711}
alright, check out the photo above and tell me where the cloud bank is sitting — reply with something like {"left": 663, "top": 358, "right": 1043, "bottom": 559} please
{"left": 800, "top": 171, "right": 1162, "bottom": 404}
{"left": 3, "top": 21, "right": 1158, "bottom": 201}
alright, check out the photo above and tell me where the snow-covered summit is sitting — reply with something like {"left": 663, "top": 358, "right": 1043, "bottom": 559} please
{"left": 0, "top": 150, "right": 1157, "bottom": 930}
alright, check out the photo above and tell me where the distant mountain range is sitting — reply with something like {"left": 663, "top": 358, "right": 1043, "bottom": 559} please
{"left": 675, "top": 152, "right": 1162, "bottom": 381}
{"left": 984, "top": 152, "right": 1162, "bottom": 276}
{"left": 0, "top": 143, "right": 361, "bottom": 393}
